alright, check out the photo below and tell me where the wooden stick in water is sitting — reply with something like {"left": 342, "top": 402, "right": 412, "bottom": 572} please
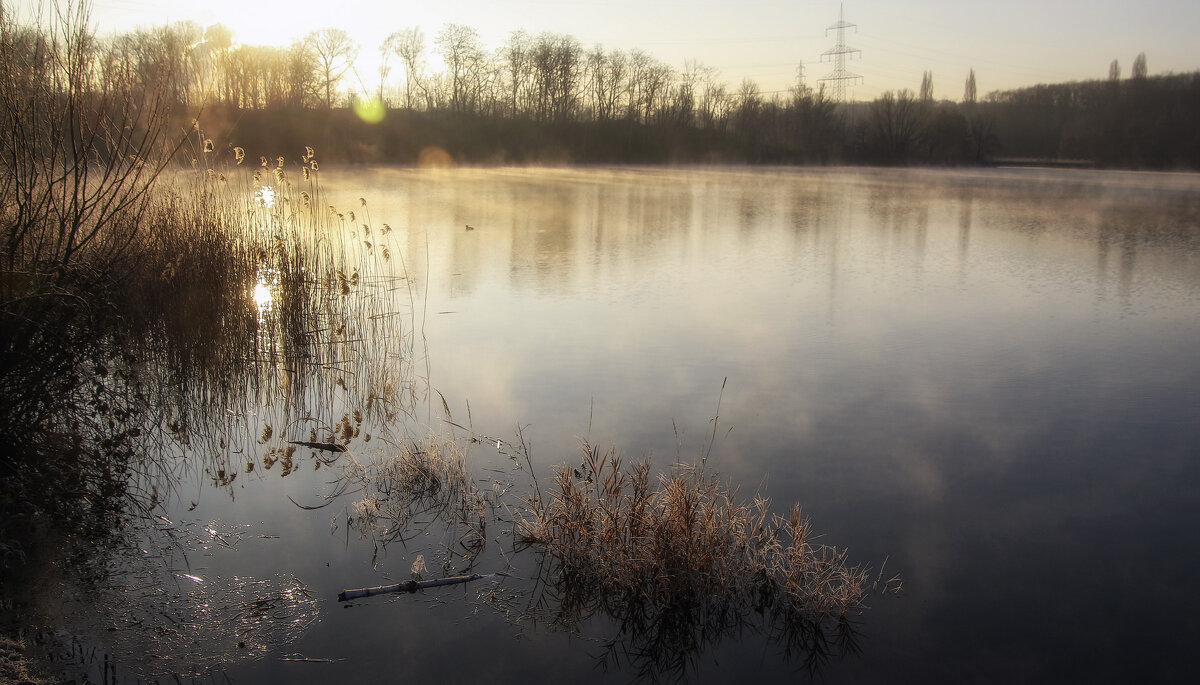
{"left": 288, "top": 440, "right": 348, "bottom": 452}
{"left": 337, "top": 573, "right": 489, "bottom": 602}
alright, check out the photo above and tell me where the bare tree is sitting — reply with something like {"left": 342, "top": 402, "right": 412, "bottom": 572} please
{"left": 1108, "top": 59, "right": 1121, "bottom": 81}
{"left": 666, "top": 59, "right": 705, "bottom": 127}
{"left": 585, "top": 46, "right": 627, "bottom": 122}
{"left": 95, "top": 22, "right": 204, "bottom": 108}
{"left": 238, "top": 41, "right": 315, "bottom": 109}
{"left": 869, "top": 89, "right": 921, "bottom": 162}
{"left": 734, "top": 78, "right": 762, "bottom": 130}
{"left": 963, "top": 68, "right": 977, "bottom": 104}
{"left": 282, "top": 40, "right": 316, "bottom": 108}
{"left": 919, "top": 70, "right": 933, "bottom": 103}
{"left": 623, "top": 49, "right": 652, "bottom": 122}
{"left": 308, "top": 27, "right": 358, "bottom": 108}
{"left": 385, "top": 28, "right": 426, "bottom": 109}
{"left": 151, "top": 22, "right": 205, "bottom": 106}
{"left": 789, "top": 67, "right": 837, "bottom": 161}
{"left": 376, "top": 40, "right": 393, "bottom": 104}
{"left": 1, "top": 0, "right": 186, "bottom": 277}
{"left": 435, "top": 23, "right": 484, "bottom": 113}
{"left": 965, "top": 109, "right": 998, "bottom": 162}
{"left": 640, "top": 59, "right": 672, "bottom": 123}
{"left": 529, "top": 33, "right": 582, "bottom": 121}
{"left": 698, "top": 67, "right": 728, "bottom": 130}
{"left": 500, "top": 30, "right": 532, "bottom": 117}
{"left": 918, "top": 102, "right": 967, "bottom": 162}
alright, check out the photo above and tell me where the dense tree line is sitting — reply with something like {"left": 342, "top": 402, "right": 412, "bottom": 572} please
{"left": 6, "top": 6, "right": 1198, "bottom": 168}
{"left": 983, "top": 70, "right": 1200, "bottom": 168}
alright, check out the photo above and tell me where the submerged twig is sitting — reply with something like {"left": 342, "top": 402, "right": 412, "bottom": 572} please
{"left": 337, "top": 573, "right": 493, "bottom": 601}
{"left": 288, "top": 440, "right": 348, "bottom": 452}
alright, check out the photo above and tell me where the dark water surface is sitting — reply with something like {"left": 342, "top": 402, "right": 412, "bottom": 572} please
{"left": 44, "top": 167, "right": 1200, "bottom": 683}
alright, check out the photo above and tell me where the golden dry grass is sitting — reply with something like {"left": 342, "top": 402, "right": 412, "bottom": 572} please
{"left": 521, "top": 441, "right": 879, "bottom": 618}
{"left": 517, "top": 440, "right": 900, "bottom": 677}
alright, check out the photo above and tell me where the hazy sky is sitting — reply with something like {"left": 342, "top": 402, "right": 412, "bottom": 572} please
{"left": 22, "top": 0, "right": 1200, "bottom": 100}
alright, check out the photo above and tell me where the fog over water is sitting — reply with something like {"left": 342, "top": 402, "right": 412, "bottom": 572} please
{"left": 40, "top": 166, "right": 1200, "bottom": 683}
{"left": 276, "top": 166, "right": 1196, "bottom": 683}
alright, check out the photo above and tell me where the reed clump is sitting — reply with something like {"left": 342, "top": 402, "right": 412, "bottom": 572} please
{"left": 518, "top": 440, "right": 897, "bottom": 676}
{"left": 347, "top": 437, "right": 488, "bottom": 563}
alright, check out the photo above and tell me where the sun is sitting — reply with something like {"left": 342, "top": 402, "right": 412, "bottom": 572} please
{"left": 190, "top": 2, "right": 316, "bottom": 47}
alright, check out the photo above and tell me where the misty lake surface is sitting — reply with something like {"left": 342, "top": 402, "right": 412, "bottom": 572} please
{"left": 64, "top": 166, "right": 1200, "bottom": 683}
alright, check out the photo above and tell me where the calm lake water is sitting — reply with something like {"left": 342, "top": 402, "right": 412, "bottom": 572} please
{"left": 44, "top": 166, "right": 1200, "bottom": 683}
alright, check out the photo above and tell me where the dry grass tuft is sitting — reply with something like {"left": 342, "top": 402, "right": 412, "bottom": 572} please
{"left": 518, "top": 440, "right": 899, "bottom": 677}
{"left": 346, "top": 438, "right": 488, "bottom": 563}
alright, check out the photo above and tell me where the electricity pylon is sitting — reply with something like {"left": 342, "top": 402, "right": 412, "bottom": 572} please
{"left": 818, "top": 3, "right": 862, "bottom": 103}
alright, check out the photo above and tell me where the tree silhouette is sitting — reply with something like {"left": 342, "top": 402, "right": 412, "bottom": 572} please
{"left": 308, "top": 28, "right": 358, "bottom": 108}
{"left": 384, "top": 28, "right": 426, "bottom": 110}
{"left": 435, "top": 24, "right": 486, "bottom": 114}
{"left": 868, "top": 90, "right": 921, "bottom": 163}
{"left": 18, "top": 10, "right": 1195, "bottom": 169}
{"left": 501, "top": 30, "right": 533, "bottom": 117}
{"left": 1131, "top": 52, "right": 1148, "bottom": 79}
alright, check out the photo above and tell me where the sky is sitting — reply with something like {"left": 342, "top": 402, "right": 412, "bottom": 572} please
{"left": 15, "top": 0, "right": 1200, "bottom": 101}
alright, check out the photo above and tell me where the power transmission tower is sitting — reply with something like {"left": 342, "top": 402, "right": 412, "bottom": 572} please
{"left": 818, "top": 3, "right": 862, "bottom": 103}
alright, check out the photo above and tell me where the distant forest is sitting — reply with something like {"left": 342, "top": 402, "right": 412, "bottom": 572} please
{"left": 9, "top": 9, "right": 1200, "bottom": 168}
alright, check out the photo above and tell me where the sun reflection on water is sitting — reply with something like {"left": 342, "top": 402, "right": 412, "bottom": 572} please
{"left": 252, "top": 267, "right": 277, "bottom": 315}
{"left": 252, "top": 280, "right": 272, "bottom": 310}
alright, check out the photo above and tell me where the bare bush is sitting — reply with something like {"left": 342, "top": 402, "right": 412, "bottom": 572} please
{"left": 0, "top": 0, "right": 185, "bottom": 285}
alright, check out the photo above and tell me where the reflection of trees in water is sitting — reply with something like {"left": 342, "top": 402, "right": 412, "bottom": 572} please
{"left": 848, "top": 171, "right": 1200, "bottom": 310}
{"left": 957, "top": 192, "right": 974, "bottom": 283}
{"left": 1093, "top": 198, "right": 1199, "bottom": 308}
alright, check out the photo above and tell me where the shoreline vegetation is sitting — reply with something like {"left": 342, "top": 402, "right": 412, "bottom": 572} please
{"left": 1, "top": 0, "right": 415, "bottom": 658}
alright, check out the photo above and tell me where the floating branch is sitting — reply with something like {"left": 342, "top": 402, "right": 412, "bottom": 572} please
{"left": 288, "top": 440, "right": 348, "bottom": 452}
{"left": 337, "top": 573, "right": 491, "bottom": 602}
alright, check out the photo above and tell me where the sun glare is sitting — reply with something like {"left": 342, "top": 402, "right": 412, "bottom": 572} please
{"left": 252, "top": 280, "right": 273, "bottom": 309}
{"left": 255, "top": 185, "right": 276, "bottom": 208}
{"left": 194, "top": 3, "right": 314, "bottom": 47}
{"left": 252, "top": 265, "right": 278, "bottom": 314}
